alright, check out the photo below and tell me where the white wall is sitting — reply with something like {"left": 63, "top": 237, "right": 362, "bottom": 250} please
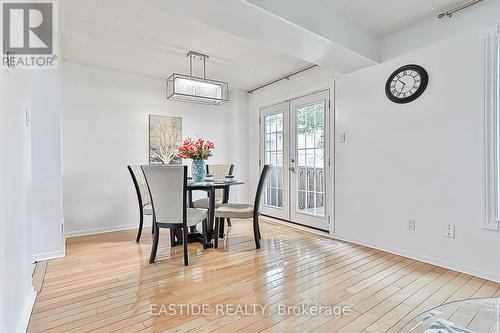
{"left": 248, "top": 27, "right": 500, "bottom": 282}
{"left": 31, "top": 71, "right": 65, "bottom": 261}
{"left": 228, "top": 90, "right": 250, "bottom": 202}
{"left": 0, "top": 70, "right": 35, "bottom": 333}
{"left": 61, "top": 63, "right": 234, "bottom": 236}
{"left": 335, "top": 28, "right": 500, "bottom": 282}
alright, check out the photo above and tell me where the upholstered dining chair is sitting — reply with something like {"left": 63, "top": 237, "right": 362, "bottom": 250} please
{"left": 191, "top": 164, "right": 234, "bottom": 210}
{"left": 191, "top": 164, "right": 234, "bottom": 235}
{"left": 141, "top": 165, "right": 208, "bottom": 266}
{"left": 127, "top": 165, "right": 153, "bottom": 242}
{"left": 214, "top": 165, "right": 270, "bottom": 249}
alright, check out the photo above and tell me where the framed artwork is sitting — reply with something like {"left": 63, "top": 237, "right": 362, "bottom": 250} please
{"left": 149, "top": 114, "right": 182, "bottom": 165}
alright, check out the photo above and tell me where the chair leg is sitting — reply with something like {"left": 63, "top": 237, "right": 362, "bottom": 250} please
{"left": 219, "top": 218, "right": 225, "bottom": 238}
{"left": 169, "top": 225, "right": 176, "bottom": 247}
{"left": 214, "top": 217, "right": 220, "bottom": 249}
{"left": 151, "top": 220, "right": 155, "bottom": 234}
{"left": 149, "top": 222, "right": 160, "bottom": 263}
{"left": 136, "top": 212, "right": 144, "bottom": 242}
{"left": 227, "top": 218, "right": 232, "bottom": 227}
{"left": 202, "top": 219, "right": 208, "bottom": 249}
{"left": 183, "top": 227, "right": 189, "bottom": 266}
{"left": 252, "top": 216, "right": 261, "bottom": 249}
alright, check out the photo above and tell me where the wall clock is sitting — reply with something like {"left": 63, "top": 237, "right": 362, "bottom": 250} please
{"left": 385, "top": 64, "right": 428, "bottom": 104}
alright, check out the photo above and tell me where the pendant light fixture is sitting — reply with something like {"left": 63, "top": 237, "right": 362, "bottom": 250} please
{"left": 166, "top": 51, "right": 229, "bottom": 105}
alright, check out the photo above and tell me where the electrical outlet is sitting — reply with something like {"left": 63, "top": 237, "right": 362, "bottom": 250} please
{"left": 445, "top": 224, "right": 455, "bottom": 238}
{"left": 408, "top": 219, "right": 416, "bottom": 231}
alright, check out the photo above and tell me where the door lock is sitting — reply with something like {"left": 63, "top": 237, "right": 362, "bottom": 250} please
{"left": 290, "top": 158, "right": 295, "bottom": 163}
{"left": 289, "top": 167, "right": 296, "bottom": 173}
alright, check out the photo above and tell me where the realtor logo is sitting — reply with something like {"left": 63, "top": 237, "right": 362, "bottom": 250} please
{"left": 1, "top": 0, "right": 58, "bottom": 69}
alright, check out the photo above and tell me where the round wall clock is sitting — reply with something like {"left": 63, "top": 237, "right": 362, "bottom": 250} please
{"left": 385, "top": 64, "right": 428, "bottom": 104}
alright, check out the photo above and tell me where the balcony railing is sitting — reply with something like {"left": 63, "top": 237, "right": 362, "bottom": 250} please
{"left": 265, "top": 166, "right": 325, "bottom": 216}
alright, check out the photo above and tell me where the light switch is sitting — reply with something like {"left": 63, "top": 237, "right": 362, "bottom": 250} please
{"left": 338, "top": 133, "right": 346, "bottom": 143}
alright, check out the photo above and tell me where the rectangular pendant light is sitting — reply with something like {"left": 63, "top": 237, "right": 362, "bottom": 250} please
{"left": 166, "top": 52, "right": 229, "bottom": 105}
{"left": 166, "top": 73, "right": 228, "bottom": 105}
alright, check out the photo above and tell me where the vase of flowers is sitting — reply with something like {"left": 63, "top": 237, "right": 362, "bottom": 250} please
{"left": 178, "top": 138, "right": 215, "bottom": 182}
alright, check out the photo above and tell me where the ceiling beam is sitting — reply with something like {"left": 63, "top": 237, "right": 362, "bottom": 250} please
{"left": 142, "top": 0, "right": 379, "bottom": 73}
{"left": 247, "top": 0, "right": 380, "bottom": 63}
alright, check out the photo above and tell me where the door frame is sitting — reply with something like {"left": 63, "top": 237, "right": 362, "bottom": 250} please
{"left": 258, "top": 84, "right": 335, "bottom": 234}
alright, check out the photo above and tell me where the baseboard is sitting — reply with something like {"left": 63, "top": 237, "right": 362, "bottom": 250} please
{"left": 65, "top": 221, "right": 152, "bottom": 238}
{"left": 32, "top": 248, "right": 65, "bottom": 262}
{"left": 16, "top": 288, "right": 36, "bottom": 333}
{"left": 332, "top": 233, "right": 500, "bottom": 284}
{"left": 261, "top": 216, "right": 330, "bottom": 238}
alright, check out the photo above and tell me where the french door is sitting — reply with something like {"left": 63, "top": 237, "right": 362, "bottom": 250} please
{"left": 260, "top": 90, "right": 330, "bottom": 231}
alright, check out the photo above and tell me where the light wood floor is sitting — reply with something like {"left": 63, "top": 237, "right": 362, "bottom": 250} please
{"left": 28, "top": 219, "right": 500, "bottom": 333}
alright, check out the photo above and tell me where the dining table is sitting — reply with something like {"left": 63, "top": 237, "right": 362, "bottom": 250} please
{"left": 171, "top": 180, "right": 244, "bottom": 248}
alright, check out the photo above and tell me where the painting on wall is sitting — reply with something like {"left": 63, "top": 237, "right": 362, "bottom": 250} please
{"left": 149, "top": 115, "right": 182, "bottom": 165}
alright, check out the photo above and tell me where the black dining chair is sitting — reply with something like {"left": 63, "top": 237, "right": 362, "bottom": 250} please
{"left": 141, "top": 165, "right": 209, "bottom": 266}
{"left": 127, "top": 165, "right": 153, "bottom": 242}
{"left": 214, "top": 165, "right": 270, "bottom": 249}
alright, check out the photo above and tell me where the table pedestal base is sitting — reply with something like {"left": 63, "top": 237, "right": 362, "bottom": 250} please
{"left": 170, "top": 228, "right": 217, "bottom": 248}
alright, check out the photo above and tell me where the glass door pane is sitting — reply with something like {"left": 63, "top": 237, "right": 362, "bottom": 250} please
{"left": 290, "top": 90, "right": 329, "bottom": 231}
{"left": 295, "top": 102, "right": 325, "bottom": 216}
{"left": 260, "top": 102, "right": 289, "bottom": 220}
{"left": 263, "top": 113, "right": 284, "bottom": 207}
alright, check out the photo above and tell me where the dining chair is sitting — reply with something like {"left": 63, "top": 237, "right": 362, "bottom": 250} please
{"left": 214, "top": 165, "right": 270, "bottom": 249}
{"left": 141, "top": 165, "right": 208, "bottom": 266}
{"left": 191, "top": 164, "right": 234, "bottom": 209}
{"left": 191, "top": 164, "right": 234, "bottom": 235}
{"left": 127, "top": 165, "right": 153, "bottom": 242}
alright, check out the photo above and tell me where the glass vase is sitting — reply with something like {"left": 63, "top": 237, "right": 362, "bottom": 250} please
{"left": 191, "top": 159, "right": 206, "bottom": 182}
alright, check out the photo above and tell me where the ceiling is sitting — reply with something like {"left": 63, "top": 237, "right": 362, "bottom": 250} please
{"left": 60, "top": 0, "right": 476, "bottom": 91}
{"left": 319, "top": 0, "right": 467, "bottom": 37}
{"left": 60, "top": 0, "right": 310, "bottom": 91}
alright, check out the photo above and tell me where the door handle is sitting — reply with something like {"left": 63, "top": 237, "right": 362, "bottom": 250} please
{"left": 289, "top": 167, "right": 296, "bottom": 173}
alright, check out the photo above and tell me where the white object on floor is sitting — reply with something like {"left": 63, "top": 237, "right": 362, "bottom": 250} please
{"left": 424, "top": 319, "right": 475, "bottom": 333}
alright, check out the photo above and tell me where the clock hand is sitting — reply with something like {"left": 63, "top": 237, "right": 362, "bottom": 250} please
{"left": 397, "top": 79, "right": 407, "bottom": 93}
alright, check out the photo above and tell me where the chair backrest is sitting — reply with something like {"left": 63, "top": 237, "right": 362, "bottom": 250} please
{"left": 141, "top": 165, "right": 187, "bottom": 225}
{"left": 127, "top": 165, "right": 151, "bottom": 208}
{"left": 207, "top": 164, "right": 234, "bottom": 198}
{"left": 207, "top": 164, "right": 234, "bottom": 179}
{"left": 254, "top": 165, "right": 271, "bottom": 215}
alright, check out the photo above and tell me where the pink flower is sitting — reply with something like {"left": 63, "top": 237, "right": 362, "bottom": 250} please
{"left": 177, "top": 137, "right": 215, "bottom": 159}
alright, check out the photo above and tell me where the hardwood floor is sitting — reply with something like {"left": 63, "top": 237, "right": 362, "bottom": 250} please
{"left": 28, "top": 219, "right": 500, "bottom": 333}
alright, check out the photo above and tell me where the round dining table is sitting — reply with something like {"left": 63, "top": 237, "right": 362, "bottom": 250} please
{"left": 171, "top": 180, "right": 244, "bottom": 248}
